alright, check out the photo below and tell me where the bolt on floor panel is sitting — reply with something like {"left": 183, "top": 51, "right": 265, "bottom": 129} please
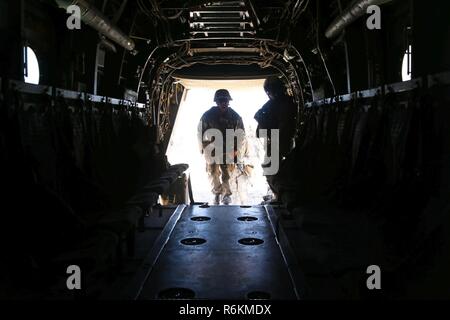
{"left": 137, "top": 205, "right": 300, "bottom": 300}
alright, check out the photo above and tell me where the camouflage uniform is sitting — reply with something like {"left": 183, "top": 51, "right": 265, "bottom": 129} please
{"left": 254, "top": 95, "right": 297, "bottom": 159}
{"left": 254, "top": 94, "right": 297, "bottom": 197}
{"left": 198, "top": 106, "right": 245, "bottom": 197}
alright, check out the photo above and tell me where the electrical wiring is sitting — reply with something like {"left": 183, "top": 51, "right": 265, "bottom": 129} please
{"left": 137, "top": 0, "right": 153, "bottom": 18}
{"left": 287, "top": 44, "right": 315, "bottom": 101}
{"left": 280, "top": 0, "right": 310, "bottom": 27}
{"left": 166, "top": 10, "right": 185, "bottom": 20}
{"left": 292, "top": 0, "right": 310, "bottom": 22}
{"left": 314, "top": 3, "right": 336, "bottom": 96}
{"left": 317, "top": 46, "right": 336, "bottom": 96}
{"left": 280, "top": 0, "right": 294, "bottom": 23}
{"left": 137, "top": 33, "right": 311, "bottom": 137}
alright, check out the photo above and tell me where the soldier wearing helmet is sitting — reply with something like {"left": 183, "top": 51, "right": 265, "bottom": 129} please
{"left": 254, "top": 76, "right": 297, "bottom": 200}
{"left": 198, "top": 89, "right": 245, "bottom": 205}
{"left": 263, "top": 76, "right": 286, "bottom": 100}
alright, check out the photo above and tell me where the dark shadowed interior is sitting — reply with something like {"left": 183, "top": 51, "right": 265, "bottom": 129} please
{"left": 0, "top": 0, "right": 450, "bottom": 301}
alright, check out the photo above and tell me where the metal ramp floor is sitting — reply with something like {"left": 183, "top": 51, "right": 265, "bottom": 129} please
{"left": 128, "top": 205, "right": 301, "bottom": 300}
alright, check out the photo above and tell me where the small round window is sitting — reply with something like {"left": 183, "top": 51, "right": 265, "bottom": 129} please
{"left": 24, "top": 47, "right": 40, "bottom": 85}
{"left": 401, "top": 45, "right": 412, "bottom": 82}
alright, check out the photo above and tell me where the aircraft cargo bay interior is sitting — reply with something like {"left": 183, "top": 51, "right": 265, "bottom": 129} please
{"left": 0, "top": 0, "right": 450, "bottom": 303}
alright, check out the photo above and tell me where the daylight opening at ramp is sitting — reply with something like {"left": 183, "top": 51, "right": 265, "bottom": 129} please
{"left": 166, "top": 79, "right": 271, "bottom": 205}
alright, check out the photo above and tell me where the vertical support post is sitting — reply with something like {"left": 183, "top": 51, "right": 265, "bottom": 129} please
{"left": 412, "top": 0, "right": 450, "bottom": 77}
{"left": 2, "top": 0, "right": 25, "bottom": 81}
{"left": 337, "top": 0, "right": 351, "bottom": 94}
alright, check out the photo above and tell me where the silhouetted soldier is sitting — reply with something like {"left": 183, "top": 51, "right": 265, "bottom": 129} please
{"left": 254, "top": 77, "right": 297, "bottom": 200}
{"left": 198, "top": 89, "right": 245, "bottom": 205}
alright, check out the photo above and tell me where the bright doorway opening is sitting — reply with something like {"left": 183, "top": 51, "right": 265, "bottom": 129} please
{"left": 166, "top": 79, "right": 271, "bottom": 205}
